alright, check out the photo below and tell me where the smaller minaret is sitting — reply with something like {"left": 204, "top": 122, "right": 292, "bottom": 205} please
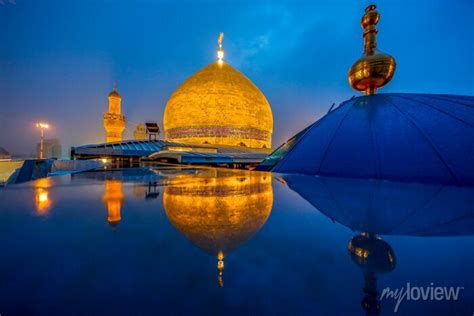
{"left": 103, "top": 84, "right": 126, "bottom": 142}
{"left": 133, "top": 123, "right": 148, "bottom": 140}
{"left": 348, "top": 5, "right": 396, "bottom": 95}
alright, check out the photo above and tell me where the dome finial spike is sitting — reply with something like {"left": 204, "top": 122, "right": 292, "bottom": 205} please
{"left": 217, "top": 32, "right": 224, "bottom": 61}
{"left": 348, "top": 4, "right": 396, "bottom": 96}
{"left": 113, "top": 81, "right": 117, "bottom": 91}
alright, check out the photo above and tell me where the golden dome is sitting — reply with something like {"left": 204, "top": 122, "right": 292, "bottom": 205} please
{"left": 163, "top": 170, "right": 273, "bottom": 256}
{"left": 163, "top": 61, "right": 273, "bottom": 149}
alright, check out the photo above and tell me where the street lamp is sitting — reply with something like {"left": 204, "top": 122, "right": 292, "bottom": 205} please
{"left": 36, "top": 122, "right": 50, "bottom": 159}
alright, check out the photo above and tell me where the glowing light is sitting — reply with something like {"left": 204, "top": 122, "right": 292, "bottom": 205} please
{"left": 217, "top": 257, "right": 224, "bottom": 270}
{"left": 217, "top": 251, "right": 224, "bottom": 261}
{"left": 217, "top": 32, "right": 224, "bottom": 61}
{"left": 35, "top": 189, "right": 51, "bottom": 214}
{"left": 101, "top": 158, "right": 108, "bottom": 164}
{"left": 36, "top": 122, "right": 50, "bottom": 159}
{"left": 217, "top": 49, "right": 224, "bottom": 61}
{"left": 36, "top": 122, "right": 49, "bottom": 129}
{"left": 38, "top": 191, "right": 48, "bottom": 202}
{"left": 35, "top": 178, "right": 52, "bottom": 215}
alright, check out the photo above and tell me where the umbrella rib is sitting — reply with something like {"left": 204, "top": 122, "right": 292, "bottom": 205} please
{"left": 386, "top": 185, "right": 444, "bottom": 234}
{"left": 369, "top": 106, "right": 382, "bottom": 179}
{"left": 384, "top": 95, "right": 461, "bottom": 185}
{"left": 276, "top": 99, "right": 353, "bottom": 172}
{"left": 394, "top": 94, "right": 474, "bottom": 128}
{"left": 422, "top": 94, "right": 474, "bottom": 109}
{"left": 317, "top": 102, "right": 356, "bottom": 174}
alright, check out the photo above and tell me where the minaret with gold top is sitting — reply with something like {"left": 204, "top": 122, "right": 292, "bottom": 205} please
{"left": 348, "top": 4, "right": 396, "bottom": 95}
{"left": 103, "top": 84, "right": 126, "bottom": 142}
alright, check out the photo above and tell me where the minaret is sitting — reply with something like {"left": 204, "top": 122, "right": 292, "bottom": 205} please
{"left": 348, "top": 5, "right": 396, "bottom": 95}
{"left": 103, "top": 84, "right": 126, "bottom": 142}
{"left": 133, "top": 123, "right": 148, "bottom": 140}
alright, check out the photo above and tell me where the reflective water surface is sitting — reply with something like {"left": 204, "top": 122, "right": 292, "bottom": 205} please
{"left": 0, "top": 167, "right": 473, "bottom": 315}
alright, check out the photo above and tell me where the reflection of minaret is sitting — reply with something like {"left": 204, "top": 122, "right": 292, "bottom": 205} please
{"left": 103, "top": 180, "right": 124, "bottom": 228}
{"left": 103, "top": 84, "right": 126, "bottom": 143}
{"left": 163, "top": 170, "right": 273, "bottom": 286}
{"left": 348, "top": 233, "right": 396, "bottom": 315}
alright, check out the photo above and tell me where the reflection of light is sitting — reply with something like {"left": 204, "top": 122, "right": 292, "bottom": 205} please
{"left": 38, "top": 191, "right": 48, "bottom": 202}
{"left": 34, "top": 178, "right": 52, "bottom": 215}
{"left": 35, "top": 188, "right": 51, "bottom": 214}
{"left": 217, "top": 49, "right": 224, "bottom": 61}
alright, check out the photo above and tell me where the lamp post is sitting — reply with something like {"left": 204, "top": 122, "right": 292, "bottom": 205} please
{"left": 36, "top": 122, "right": 49, "bottom": 159}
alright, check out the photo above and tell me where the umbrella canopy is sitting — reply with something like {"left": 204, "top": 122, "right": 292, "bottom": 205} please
{"left": 266, "top": 93, "right": 474, "bottom": 185}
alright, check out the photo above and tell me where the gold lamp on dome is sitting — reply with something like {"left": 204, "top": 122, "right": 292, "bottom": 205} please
{"left": 163, "top": 170, "right": 273, "bottom": 287}
{"left": 163, "top": 33, "right": 273, "bottom": 149}
{"left": 348, "top": 4, "right": 396, "bottom": 95}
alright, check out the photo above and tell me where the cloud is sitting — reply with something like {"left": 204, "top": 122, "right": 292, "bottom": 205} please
{"left": 0, "top": 0, "right": 16, "bottom": 5}
{"left": 230, "top": 3, "right": 314, "bottom": 69}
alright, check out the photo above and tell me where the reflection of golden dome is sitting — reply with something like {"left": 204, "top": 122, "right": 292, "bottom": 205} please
{"left": 163, "top": 61, "right": 273, "bottom": 149}
{"left": 163, "top": 170, "right": 273, "bottom": 255}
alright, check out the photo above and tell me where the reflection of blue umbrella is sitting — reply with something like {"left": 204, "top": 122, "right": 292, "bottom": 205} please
{"left": 282, "top": 174, "right": 474, "bottom": 236}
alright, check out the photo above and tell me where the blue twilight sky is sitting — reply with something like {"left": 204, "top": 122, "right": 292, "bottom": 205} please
{"left": 0, "top": 0, "right": 473, "bottom": 156}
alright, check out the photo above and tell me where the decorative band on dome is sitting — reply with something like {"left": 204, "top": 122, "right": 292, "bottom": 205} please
{"left": 165, "top": 183, "right": 270, "bottom": 197}
{"left": 166, "top": 126, "right": 271, "bottom": 142}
